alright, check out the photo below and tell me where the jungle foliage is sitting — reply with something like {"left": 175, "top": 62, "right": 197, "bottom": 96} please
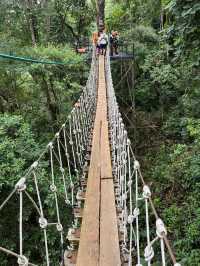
{"left": 107, "top": 0, "right": 200, "bottom": 264}
{"left": 0, "top": 0, "right": 95, "bottom": 264}
{"left": 0, "top": 0, "right": 200, "bottom": 265}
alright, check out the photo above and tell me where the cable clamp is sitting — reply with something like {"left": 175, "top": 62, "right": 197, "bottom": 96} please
{"left": 15, "top": 178, "right": 26, "bottom": 192}
{"left": 156, "top": 218, "right": 167, "bottom": 238}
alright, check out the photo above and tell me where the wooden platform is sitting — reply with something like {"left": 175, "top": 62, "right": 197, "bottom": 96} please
{"left": 110, "top": 52, "right": 134, "bottom": 61}
{"left": 76, "top": 56, "right": 121, "bottom": 266}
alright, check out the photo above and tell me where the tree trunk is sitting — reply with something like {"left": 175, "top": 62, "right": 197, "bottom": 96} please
{"left": 25, "top": 0, "right": 39, "bottom": 46}
{"left": 97, "top": 0, "right": 105, "bottom": 30}
{"left": 42, "top": 77, "right": 58, "bottom": 122}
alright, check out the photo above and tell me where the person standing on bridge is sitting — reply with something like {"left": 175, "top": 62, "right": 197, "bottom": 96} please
{"left": 110, "top": 31, "right": 119, "bottom": 56}
{"left": 98, "top": 29, "right": 108, "bottom": 56}
{"left": 110, "top": 31, "right": 115, "bottom": 56}
{"left": 114, "top": 31, "right": 119, "bottom": 55}
{"left": 92, "top": 31, "right": 100, "bottom": 55}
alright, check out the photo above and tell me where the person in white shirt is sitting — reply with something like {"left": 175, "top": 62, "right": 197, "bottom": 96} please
{"left": 98, "top": 30, "right": 108, "bottom": 56}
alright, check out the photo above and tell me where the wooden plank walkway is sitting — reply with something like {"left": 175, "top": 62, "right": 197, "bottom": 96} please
{"left": 76, "top": 55, "right": 121, "bottom": 266}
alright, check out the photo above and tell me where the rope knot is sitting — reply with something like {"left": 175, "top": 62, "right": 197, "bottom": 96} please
{"left": 122, "top": 193, "right": 127, "bottom": 201}
{"left": 143, "top": 185, "right": 151, "bottom": 199}
{"left": 56, "top": 223, "right": 63, "bottom": 232}
{"left": 62, "top": 123, "right": 65, "bottom": 128}
{"left": 60, "top": 167, "right": 65, "bottom": 173}
{"left": 15, "top": 178, "right": 26, "bottom": 192}
{"left": 17, "top": 255, "right": 29, "bottom": 266}
{"left": 127, "top": 214, "right": 134, "bottom": 224}
{"left": 70, "top": 182, "right": 74, "bottom": 189}
{"left": 127, "top": 139, "right": 131, "bottom": 145}
{"left": 127, "top": 180, "right": 132, "bottom": 188}
{"left": 31, "top": 161, "right": 38, "bottom": 169}
{"left": 39, "top": 217, "right": 48, "bottom": 229}
{"left": 144, "top": 245, "right": 154, "bottom": 262}
{"left": 134, "top": 160, "right": 140, "bottom": 170}
{"left": 47, "top": 142, "right": 53, "bottom": 149}
{"left": 65, "top": 199, "right": 71, "bottom": 205}
{"left": 55, "top": 132, "right": 60, "bottom": 139}
{"left": 50, "top": 184, "right": 57, "bottom": 193}
{"left": 156, "top": 218, "right": 167, "bottom": 238}
{"left": 133, "top": 207, "right": 140, "bottom": 218}
{"left": 174, "top": 264, "right": 181, "bottom": 266}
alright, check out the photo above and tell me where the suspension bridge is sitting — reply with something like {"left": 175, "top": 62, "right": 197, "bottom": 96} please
{"left": 0, "top": 46, "right": 181, "bottom": 266}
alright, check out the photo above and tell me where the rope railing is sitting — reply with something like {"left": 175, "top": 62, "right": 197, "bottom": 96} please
{"left": 105, "top": 52, "right": 181, "bottom": 266}
{"left": 0, "top": 46, "right": 98, "bottom": 266}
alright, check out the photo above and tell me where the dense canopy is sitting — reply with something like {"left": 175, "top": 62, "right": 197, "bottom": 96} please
{"left": 0, "top": 0, "right": 200, "bottom": 265}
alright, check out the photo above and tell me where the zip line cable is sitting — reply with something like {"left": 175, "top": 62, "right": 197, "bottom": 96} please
{"left": 0, "top": 52, "right": 85, "bottom": 65}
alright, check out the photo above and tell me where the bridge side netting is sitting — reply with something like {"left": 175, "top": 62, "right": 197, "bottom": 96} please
{"left": 105, "top": 52, "right": 181, "bottom": 266}
{"left": 0, "top": 47, "right": 98, "bottom": 266}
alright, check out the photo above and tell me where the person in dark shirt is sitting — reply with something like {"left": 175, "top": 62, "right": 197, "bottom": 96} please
{"left": 110, "top": 31, "right": 119, "bottom": 56}
{"left": 110, "top": 31, "right": 115, "bottom": 56}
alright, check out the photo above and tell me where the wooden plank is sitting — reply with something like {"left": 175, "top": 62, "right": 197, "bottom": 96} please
{"left": 100, "top": 179, "right": 121, "bottom": 266}
{"left": 76, "top": 121, "right": 101, "bottom": 265}
{"left": 99, "top": 56, "right": 121, "bottom": 266}
{"left": 100, "top": 118, "right": 113, "bottom": 179}
{"left": 76, "top": 57, "right": 102, "bottom": 266}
